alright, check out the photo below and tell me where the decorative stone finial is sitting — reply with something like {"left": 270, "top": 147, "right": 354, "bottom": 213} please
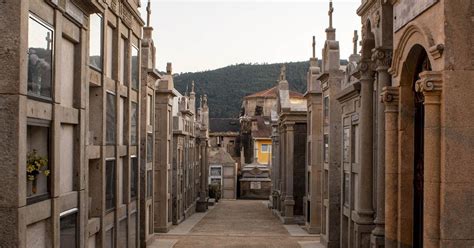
{"left": 166, "top": 62, "right": 172, "bottom": 75}
{"left": 353, "top": 30, "right": 358, "bottom": 55}
{"left": 191, "top": 80, "right": 195, "bottom": 93}
{"left": 146, "top": 0, "right": 151, "bottom": 27}
{"left": 203, "top": 94, "right": 208, "bottom": 107}
{"left": 280, "top": 65, "right": 286, "bottom": 81}
{"left": 312, "top": 36, "right": 316, "bottom": 58}
{"left": 328, "top": 0, "right": 334, "bottom": 29}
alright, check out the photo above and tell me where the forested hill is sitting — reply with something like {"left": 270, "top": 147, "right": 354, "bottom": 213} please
{"left": 173, "top": 61, "right": 311, "bottom": 118}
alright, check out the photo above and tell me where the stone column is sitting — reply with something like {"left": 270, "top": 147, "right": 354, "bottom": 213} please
{"left": 415, "top": 71, "right": 442, "bottom": 248}
{"left": 279, "top": 124, "right": 286, "bottom": 215}
{"left": 355, "top": 58, "right": 375, "bottom": 246}
{"left": 196, "top": 138, "right": 208, "bottom": 212}
{"left": 381, "top": 86, "right": 399, "bottom": 248}
{"left": 371, "top": 48, "right": 392, "bottom": 247}
{"left": 284, "top": 122, "right": 295, "bottom": 222}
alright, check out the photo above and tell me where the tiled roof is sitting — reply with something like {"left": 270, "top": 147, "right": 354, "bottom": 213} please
{"left": 252, "top": 116, "right": 272, "bottom": 138}
{"left": 244, "top": 86, "right": 304, "bottom": 99}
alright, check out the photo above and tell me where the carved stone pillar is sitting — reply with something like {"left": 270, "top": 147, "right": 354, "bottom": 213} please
{"left": 354, "top": 58, "right": 375, "bottom": 247}
{"left": 284, "top": 122, "right": 295, "bottom": 222}
{"left": 371, "top": 48, "right": 392, "bottom": 247}
{"left": 415, "top": 71, "right": 443, "bottom": 248}
{"left": 381, "top": 86, "right": 399, "bottom": 248}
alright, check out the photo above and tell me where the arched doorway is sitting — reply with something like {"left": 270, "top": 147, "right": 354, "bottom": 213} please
{"left": 399, "top": 44, "right": 431, "bottom": 247}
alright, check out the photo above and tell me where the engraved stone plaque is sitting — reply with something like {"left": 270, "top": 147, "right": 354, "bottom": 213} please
{"left": 394, "top": 0, "right": 438, "bottom": 31}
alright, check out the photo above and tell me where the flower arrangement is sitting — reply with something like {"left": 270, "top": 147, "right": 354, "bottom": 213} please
{"left": 26, "top": 150, "right": 50, "bottom": 188}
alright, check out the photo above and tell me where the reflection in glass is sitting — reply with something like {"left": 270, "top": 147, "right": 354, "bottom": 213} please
{"left": 343, "top": 128, "right": 350, "bottom": 162}
{"left": 131, "top": 102, "right": 138, "bottom": 145}
{"left": 106, "top": 93, "right": 116, "bottom": 145}
{"left": 147, "top": 134, "right": 153, "bottom": 162}
{"left": 344, "top": 173, "right": 350, "bottom": 206}
{"left": 106, "top": 160, "right": 116, "bottom": 210}
{"left": 28, "top": 16, "right": 53, "bottom": 98}
{"left": 131, "top": 157, "right": 138, "bottom": 199}
{"left": 324, "top": 134, "right": 329, "bottom": 163}
{"left": 60, "top": 212, "right": 78, "bottom": 248}
{"left": 131, "top": 46, "right": 139, "bottom": 90}
{"left": 146, "top": 170, "right": 153, "bottom": 198}
{"left": 89, "top": 14, "right": 103, "bottom": 71}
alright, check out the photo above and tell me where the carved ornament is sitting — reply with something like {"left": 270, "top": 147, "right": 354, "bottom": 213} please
{"left": 380, "top": 86, "right": 399, "bottom": 105}
{"left": 415, "top": 71, "right": 443, "bottom": 95}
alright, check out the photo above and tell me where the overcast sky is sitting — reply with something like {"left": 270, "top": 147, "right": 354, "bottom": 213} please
{"left": 140, "top": 0, "right": 361, "bottom": 73}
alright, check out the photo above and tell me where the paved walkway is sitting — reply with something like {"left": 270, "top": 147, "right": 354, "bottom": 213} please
{"left": 150, "top": 200, "right": 322, "bottom": 248}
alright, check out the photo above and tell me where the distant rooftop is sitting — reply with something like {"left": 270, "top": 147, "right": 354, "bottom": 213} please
{"left": 244, "top": 86, "right": 304, "bottom": 99}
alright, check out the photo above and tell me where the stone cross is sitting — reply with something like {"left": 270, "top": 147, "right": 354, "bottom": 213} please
{"left": 312, "top": 36, "right": 316, "bottom": 58}
{"left": 46, "top": 32, "right": 52, "bottom": 51}
{"left": 353, "top": 30, "right": 358, "bottom": 55}
{"left": 280, "top": 65, "right": 286, "bottom": 81}
{"left": 167, "top": 62, "right": 172, "bottom": 75}
{"left": 146, "top": 0, "right": 151, "bottom": 27}
{"left": 328, "top": 0, "right": 334, "bottom": 29}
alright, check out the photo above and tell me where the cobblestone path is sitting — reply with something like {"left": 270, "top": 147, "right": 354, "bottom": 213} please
{"left": 151, "top": 200, "right": 321, "bottom": 248}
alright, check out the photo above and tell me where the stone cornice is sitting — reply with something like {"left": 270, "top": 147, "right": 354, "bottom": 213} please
{"left": 336, "top": 81, "right": 361, "bottom": 103}
{"left": 357, "top": 0, "right": 376, "bottom": 17}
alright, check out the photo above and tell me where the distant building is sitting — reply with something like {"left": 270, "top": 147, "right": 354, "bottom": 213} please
{"left": 208, "top": 148, "right": 238, "bottom": 200}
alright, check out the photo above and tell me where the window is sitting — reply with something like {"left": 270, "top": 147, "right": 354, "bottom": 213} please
{"left": 147, "top": 133, "right": 153, "bottom": 163}
{"left": 27, "top": 124, "right": 50, "bottom": 203}
{"left": 106, "top": 160, "right": 116, "bottom": 210}
{"left": 323, "top": 96, "right": 329, "bottom": 124}
{"left": 261, "top": 144, "right": 270, "bottom": 153}
{"left": 146, "top": 170, "right": 153, "bottom": 198}
{"left": 131, "top": 157, "right": 138, "bottom": 199}
{"left": 131, "top": 45, "right": 139, "bottom": 90}
{"left": 352, "top": 125, "right": 359, "bottom": 163}
{"left": 28, "top": 15, "right": 53, "bottom": 99}
{"left": 120, "top": 37, "right": 127, "bottom": 84}
{"left": 60, "top": 210, "right": 78, "bottom": 248}
{"left": 106, "top": 93, "right": 116, "bottom": 145}
{"left": 344, "top": 173, "right": 350, "bottom": 206}
{"left": 343, "top": 127, "right": 350, "bottom": 162}
{"left": 118, "top": 97, "right": 124, "bottom": 145}
{"left": 106, "top": 25, "right": 114, "bottom": 78}
{"left": 131, "top": 102, "right": 138, "bottom": 145}
{"left": 105, "top": 228, "right": 114, "bottom": 248}
{"left": 324, "top": 134, "right": 329, "bottom": 163}
{"left": 89, "top": 14, "right": 103, "bottom": 71}
{"left": 146, "top": 95, "right": 152, "bottom": 126}
{"left": 210, "top": 166, "right": 222, "bottom": 177}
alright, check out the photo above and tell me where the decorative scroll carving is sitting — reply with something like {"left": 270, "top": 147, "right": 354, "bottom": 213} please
{"left": 415, "top": 71, "right": 443, "bottom": 95}
{"left": 380, "top": 86, "right": 399, "bottom": 105}
{"left": 372, "top": 48, "right": 393, "bottom": 69}
{"left": 429, "top": 44, "right": 445, "bottom": 60}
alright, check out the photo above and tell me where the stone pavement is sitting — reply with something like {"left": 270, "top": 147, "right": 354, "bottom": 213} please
{"left": 149, "top": 200, "right": 322, "bottom": 248}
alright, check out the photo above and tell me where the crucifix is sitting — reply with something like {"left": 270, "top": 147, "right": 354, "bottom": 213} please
{"left": 45, "top": 32, "right": 52, "bottom": 51}
{"left": 353, "top": 30, "right": 358, "bottom": 55}
{"left": 328, "top": 0, "right": 334, "bottom": 29}
{"left": 312, "top": 36, "right": 316, "bottom": 58}
{"left": 146, "top": 0, "right": 151, "bottom": 27}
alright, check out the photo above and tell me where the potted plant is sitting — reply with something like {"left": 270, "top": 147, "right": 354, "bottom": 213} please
{"left": 27, "top": 150, "right": 50, "bottom": 194}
